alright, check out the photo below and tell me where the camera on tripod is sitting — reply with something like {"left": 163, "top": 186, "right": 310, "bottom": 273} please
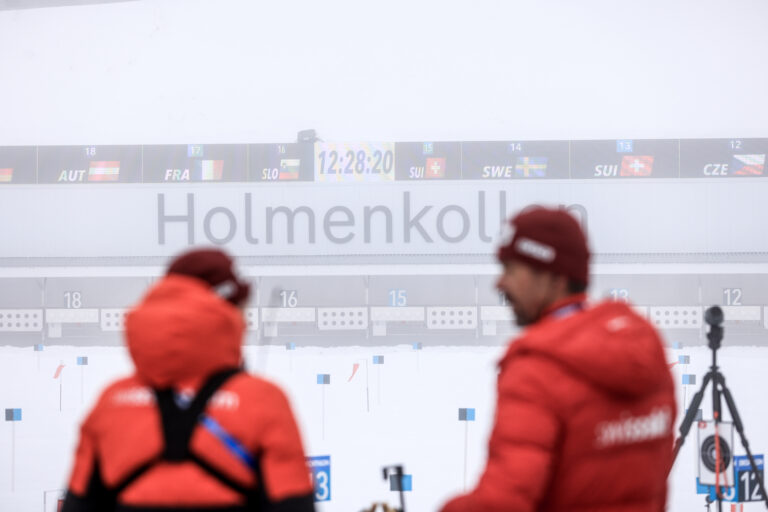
{"left": 671, "top": 306, "right": 768, "bottom": 510}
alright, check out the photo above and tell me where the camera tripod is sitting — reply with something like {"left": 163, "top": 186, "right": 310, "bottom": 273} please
{"left": 671, "top": 306, "right": 768, "bottom": 510}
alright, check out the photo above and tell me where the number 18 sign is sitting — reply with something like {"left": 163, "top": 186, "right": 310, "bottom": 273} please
{"left": 307, "top": 455, "right": 331, "bottom": 502}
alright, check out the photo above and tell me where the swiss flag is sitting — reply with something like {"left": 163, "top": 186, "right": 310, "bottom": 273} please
{"left": 620, "top": 156, "right": 654, "bottom": 176}
{"left": 425, "top": 157, "right": 446, "bottom": 178}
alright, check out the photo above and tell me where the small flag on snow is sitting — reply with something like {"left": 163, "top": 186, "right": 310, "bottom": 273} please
{"left": 373, "top": 355, "right": 384, "bottom": 365}
{"left": 34, "top": 344, "right": 44, "bottom": 351}
{"left": 678, "top": 355, "right": 690, "bottom": 365}
{"left": 682, "top": 374, "right": 696, "bottom": 385}
{"left": 412, "top": 342, "right": 422, "bottom": 350}
{"left": 77, "top": 356, "right": 88, "bottom": 365}
{"left": 5, "top": 408, "right": 21, "bottom": 421}
{"left": 53, "top": 363, "right": 65, "bottom": 379}
{"left": 459, "top": 408, "right": 475, "bottom": 421}
{"left": 672, "top": 342, "right": 682, "bottom": 349}
{"left": 348, "top": 363, "right": 360, "bottom": 382}
{"left": 389, "top": 474, "right": 413, "bottom": 491}
{"left": 317, "top": 374, "right": 330, "bottom": 385}
{"left": 286, "top": 342, "right": 296, "bottom": 350}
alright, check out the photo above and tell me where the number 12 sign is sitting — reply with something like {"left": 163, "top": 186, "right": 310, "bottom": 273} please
{"left": 735, "top": 455, "right": 765, "bottom": 502}
{"left": 307, "top": 455, "right": 331, "bottom": 502}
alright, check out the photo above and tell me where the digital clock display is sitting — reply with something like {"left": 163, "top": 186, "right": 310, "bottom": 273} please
{"left": 315, "top": 142, "right": 395, "bottom": 183}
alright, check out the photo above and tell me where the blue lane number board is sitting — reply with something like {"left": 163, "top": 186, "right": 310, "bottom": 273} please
{"left": 307, "top": 455, "right": 331, "bottom": 502}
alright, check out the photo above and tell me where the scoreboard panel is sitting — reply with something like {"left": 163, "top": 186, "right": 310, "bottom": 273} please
{"left": 571, "top": 139, "right": 679, "bottom": 179}
{"left": 681, "top": 138, "right": 768, "bottom": 178}
{"left": 249, "top": 143, "right": 314, "bottom": 182}
{"left": 143, "top": 144, "right": 247, "bottom": 183}
{"left": 1, "top": 138, "right": 768, "bottom": 184}
{"left": 0, "top": 146, "right": 36, "bottom": 184}
{"left": 394, "top": 141, "right": 460, "bottom": 180}
{"left": 461, "top": 140, "right": 569, "bottom": 180}
{"left": 38, "top": 145, "right": 142, "bottom": 183}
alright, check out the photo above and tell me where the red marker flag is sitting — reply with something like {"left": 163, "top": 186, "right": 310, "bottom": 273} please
{"left": 53, "top": 364, "right": 65, "bottom": 379}
{"left": 348, "top": 363, "right": 360, "bottom": 382}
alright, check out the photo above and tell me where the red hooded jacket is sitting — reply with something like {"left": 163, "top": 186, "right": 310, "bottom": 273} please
{"left": 62, "top": 275, "right": 314, "bottom": 511}
{"left": 441, "top": 295, "right": 676, "bottom": 512}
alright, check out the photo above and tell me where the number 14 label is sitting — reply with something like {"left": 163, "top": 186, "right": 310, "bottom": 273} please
{"left": 307, "top": 455, "right": 331, "bottom": 502}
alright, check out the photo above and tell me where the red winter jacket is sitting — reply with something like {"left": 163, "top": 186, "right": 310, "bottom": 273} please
{"left": 62, "top": 275, "right": 314, "bottom": 511}
{"left": 441, "top": 295, "right": 676, "bottom": 512}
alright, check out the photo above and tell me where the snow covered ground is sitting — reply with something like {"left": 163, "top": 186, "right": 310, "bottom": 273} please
{"left": 1, "top": 341, "right": 766, "bottom": 511}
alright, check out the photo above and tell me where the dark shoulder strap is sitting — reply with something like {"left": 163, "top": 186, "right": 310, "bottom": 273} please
{"left": 109, "top": 368, "right": 244, "bottom": 498}
{"left": 155, "top": 368, "right": 242, "bottom": 461}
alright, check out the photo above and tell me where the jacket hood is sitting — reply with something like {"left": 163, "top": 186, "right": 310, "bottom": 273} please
{"left": 505, "top": 298, "right": 672, "bottom": 397}
{"left": 125, "top": 274, "right": 245, "bottom": 389}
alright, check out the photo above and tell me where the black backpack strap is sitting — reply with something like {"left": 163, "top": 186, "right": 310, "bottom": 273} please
{"left": 155, "top": 368, "right": 242, "bottom": 461}
{"left": 106, "top": 368, "right": 247, "bottom": 503}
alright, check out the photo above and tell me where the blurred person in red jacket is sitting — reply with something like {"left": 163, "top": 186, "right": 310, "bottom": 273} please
{"left": 62, "top": 248, "right": 315, "bottom": 512}
{"left": 440, "top": 206, "right": 676, "bottom": 512}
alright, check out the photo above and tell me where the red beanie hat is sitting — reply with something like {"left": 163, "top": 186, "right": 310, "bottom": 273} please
{"left": 166, "top": 248, "right": 251, "bottom": 306}
{"left": 497, "top": 206, "right": 590, "bottom": 285}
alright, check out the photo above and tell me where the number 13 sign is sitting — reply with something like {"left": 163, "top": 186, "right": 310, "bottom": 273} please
{"left": 307, "top": 455, "right": 331, "bottom": 502}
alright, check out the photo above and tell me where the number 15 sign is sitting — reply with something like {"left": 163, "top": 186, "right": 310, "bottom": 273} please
{"left": 307, "top": 455, "right": 331, "bottom": 502}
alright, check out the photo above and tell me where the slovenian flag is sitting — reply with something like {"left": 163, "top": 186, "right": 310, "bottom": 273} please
{"left": 279, "top": 159, "right": 300, "bottom": 180}
{"left": 199, "top": 160, "right": 224, "bottom": 181}
{"left": 88, "top": 161, "right": 120, "bottom": 182}
{"left": 0, "top": 168, "right": 13, "bottom": 182}
{"left": 53, "top": 364, "right": 65, "bottom": 379}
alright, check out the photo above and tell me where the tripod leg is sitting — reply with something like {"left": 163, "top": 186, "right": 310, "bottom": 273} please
{"left": 717, "top": 374, "right": 768, "bottom": 509}
{"left": 672, "top": 372, "right": 713, "bottom": 465}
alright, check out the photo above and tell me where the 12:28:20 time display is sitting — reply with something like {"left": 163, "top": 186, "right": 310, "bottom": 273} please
{"left": 317, "top": 149, "right": 394, "bottom": 175}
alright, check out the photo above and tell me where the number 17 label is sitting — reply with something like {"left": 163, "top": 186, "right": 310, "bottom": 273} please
{"left": 307, "top": 455, "right": 331, "bottom": 502}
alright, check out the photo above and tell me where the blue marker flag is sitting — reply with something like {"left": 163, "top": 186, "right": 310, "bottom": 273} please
{"left": 678, "top": 355, "right": 690, "bottom": 365}
{"left": 5, "top": 408, "right": 21, "bottom": 422}
{"left": 77, "top": 356, "right": 88, "bottom": 365}
{"left": 317, "top": 374, "right": 330, "bottom": 385}
{"left": 459, "top": 408, "right": 475, "bottom": 421}
{"left": 390, "top": 474, "right": 413, "bottom": 492}
{"left": 373, "top": 355, "right": 384, "bottom": 365}
{"left": 33, "top": 344, "right": 44, "bottom": 351}
{"left": 412, "top": 342, "right": 423, "bottom": 350}
{"left": 682, "top": 374, "right": 696, "bottom": 385}
{"left": 286, "top": 342, "right": 296, "bottom": 350}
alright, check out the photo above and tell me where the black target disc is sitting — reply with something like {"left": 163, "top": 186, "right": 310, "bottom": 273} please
{"left": 701, "top": 435, "right": 732, "bottom": 473}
